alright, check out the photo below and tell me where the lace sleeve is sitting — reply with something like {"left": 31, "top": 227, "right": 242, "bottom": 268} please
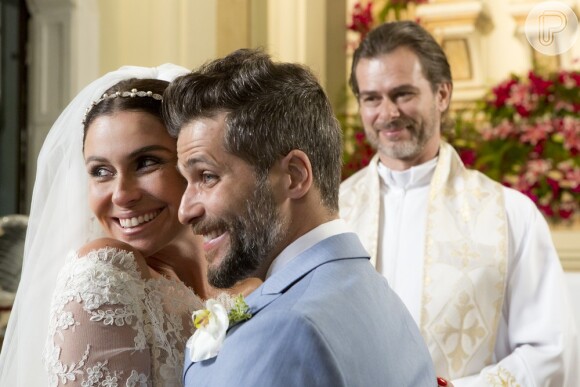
{"left": 44, "top": 248, "right": 151, "bottom": 387}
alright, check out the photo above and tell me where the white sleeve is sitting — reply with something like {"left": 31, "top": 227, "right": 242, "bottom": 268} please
{"left": 44, "top": 248, "right": 151, "bottom": 387}
{"left": 452, "top": 189, "right": 579, "bottom": 387}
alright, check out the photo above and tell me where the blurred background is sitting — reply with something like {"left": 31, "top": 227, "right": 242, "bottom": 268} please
{"left": 0, "top": 1, "right": 578, "bottom": 335}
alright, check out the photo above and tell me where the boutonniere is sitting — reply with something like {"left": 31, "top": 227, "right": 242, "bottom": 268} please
{"left": 186, "top": 294, "right": 252, "bottom": 362}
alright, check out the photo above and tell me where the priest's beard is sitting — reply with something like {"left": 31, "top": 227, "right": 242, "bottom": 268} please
{"left": 197, "top": 176, "right": 287, "bottom": 289}
{"left": 370, "top": 104, "right": 438, "bottom": 161}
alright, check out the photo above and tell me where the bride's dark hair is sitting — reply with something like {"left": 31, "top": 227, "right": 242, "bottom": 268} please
{"left": 82, "top": 78, "right": 169, "bottom": 148}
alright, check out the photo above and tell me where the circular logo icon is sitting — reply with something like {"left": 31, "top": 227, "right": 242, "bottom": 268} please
{"left": 525, "top": 1, "right": 579, "bottom": 56}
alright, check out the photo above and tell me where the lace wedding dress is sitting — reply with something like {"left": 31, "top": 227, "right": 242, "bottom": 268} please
{"left": 44, "top": 247, "right": 203, "bottom": 387}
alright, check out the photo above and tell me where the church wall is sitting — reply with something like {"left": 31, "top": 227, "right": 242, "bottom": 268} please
{"left": 24, "top": 0, "right": 580, "bottom": 272}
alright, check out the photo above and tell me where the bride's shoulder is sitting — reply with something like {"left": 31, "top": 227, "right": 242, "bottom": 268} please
{"left": 77, "top": 237, "right": 138, "bottom": 257}
{"left": 73, "top": 238, "right": 151, "bottom": 279}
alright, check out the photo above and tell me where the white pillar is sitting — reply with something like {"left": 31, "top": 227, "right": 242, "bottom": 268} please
{"left": 266, "top": 0, "right": 346, "bottom": 106}
{"left": 24, "top": 0, "right": 99, "bottom": 210}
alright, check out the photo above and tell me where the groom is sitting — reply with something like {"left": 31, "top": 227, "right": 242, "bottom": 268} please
{"left": 163, "top": 48, "right": 436, "bottom": 386}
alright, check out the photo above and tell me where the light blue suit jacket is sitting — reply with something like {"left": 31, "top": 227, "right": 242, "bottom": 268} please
{"left": 184, "top": 232, "right": 436, "bottom": 386}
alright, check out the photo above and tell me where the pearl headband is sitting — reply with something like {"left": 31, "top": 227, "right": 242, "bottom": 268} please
{"left": 82, "top": 88, "right": 163, "bottom": 125}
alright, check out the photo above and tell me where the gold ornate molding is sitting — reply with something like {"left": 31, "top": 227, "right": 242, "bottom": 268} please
{"left": 416, "top": 1, "right": 492, "bottom": 105}
{"left": 508, "top": 0, "right": 579, "bottom": 72}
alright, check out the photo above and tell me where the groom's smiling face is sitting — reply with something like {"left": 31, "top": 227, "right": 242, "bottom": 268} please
{"left": 176, "top": 112, "right": 288, "bottom": 288}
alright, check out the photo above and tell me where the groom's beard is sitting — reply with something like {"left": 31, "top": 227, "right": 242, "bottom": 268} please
{"left": 198, "top": 177, "right": 287, "bottom": 289}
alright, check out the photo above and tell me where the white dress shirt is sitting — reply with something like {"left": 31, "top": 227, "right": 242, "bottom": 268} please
{"left": 266, "top": 219, "right": 352, "bottom": 279}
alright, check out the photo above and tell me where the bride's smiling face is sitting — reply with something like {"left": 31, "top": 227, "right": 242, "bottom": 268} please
{"left": 83, "top": 110, "right": 187, "bottom": 257}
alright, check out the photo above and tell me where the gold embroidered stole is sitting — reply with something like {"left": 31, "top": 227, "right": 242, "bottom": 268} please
{"left": 421, "top": 142, "right": 508, "bottom": 378}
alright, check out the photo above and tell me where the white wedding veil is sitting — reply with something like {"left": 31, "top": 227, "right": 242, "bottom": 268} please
{"left": 0, "top": 63, "right": 189, "bottom": 386}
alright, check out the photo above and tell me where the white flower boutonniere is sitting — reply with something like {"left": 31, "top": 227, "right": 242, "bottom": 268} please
{"left": 186, "top": 294, "right": 252, "bottom": 362}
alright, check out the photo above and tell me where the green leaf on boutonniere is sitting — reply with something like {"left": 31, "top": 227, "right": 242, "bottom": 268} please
{"left": 228, "top": 294, "right": 252, "bottom": 324}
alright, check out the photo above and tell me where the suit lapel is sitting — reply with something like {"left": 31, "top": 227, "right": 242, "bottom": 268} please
{"left": 242, "top": 232, "right": 369, "bottom": 317}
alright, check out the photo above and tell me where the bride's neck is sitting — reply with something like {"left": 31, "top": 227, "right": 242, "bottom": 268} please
{"left": 146, "top": 230, "right": 212, "bottom": 299}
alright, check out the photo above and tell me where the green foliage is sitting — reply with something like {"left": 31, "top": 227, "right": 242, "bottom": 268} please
{"left": 227, "top": 294, "right": 252, "bottom": 324}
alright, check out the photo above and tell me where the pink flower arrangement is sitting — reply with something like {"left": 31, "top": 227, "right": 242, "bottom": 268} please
{"left": 348, "top": 2, "right": 374, "bottom": 42}
{"left": 347, "top": 0, "right": 427, "bottom": 46}
{"left": 472, "top": 70, "right": 580, "bottom": 222}
{"left": 342, "top": 130, "right": 375, "bottom": 180}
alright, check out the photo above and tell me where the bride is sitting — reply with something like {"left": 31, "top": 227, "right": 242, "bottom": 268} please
{"left": 0, "top": 64, "right": 211, "bottom": 386}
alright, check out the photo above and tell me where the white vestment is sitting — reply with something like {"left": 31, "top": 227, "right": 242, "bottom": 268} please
{"left": 340, "top": 142, "right": 578, "bottom": 386}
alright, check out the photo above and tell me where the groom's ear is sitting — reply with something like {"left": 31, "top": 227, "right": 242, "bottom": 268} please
{"left": 280, "top": 150, "right": 312, "bottom": 200}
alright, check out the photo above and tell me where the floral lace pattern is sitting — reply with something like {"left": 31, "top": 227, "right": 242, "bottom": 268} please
{"left": 44, "top": 247, "right": 203, "bottom": 386}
